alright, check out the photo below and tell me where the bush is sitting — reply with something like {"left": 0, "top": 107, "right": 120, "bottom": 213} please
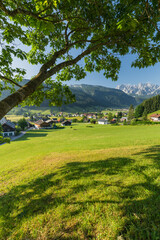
{"left": 123, "top": 119, "right": 127, "bottom": 125}
{"left": 0, "top": 137, "right": 10, "bottom": 144}
{"left": 111, "top": 123, "right": 119, "bottom": 126}
{"left": 15, "top": 126, "right": 22, "bottom": 136}
{"left": 90, "top": 119, "right": 96, "bottom": 124}
{"left": 131, "top": 119, "right": 137, "bottom": 125}
{"left": 72, "top": 118, "right": 78, "bottom": 123}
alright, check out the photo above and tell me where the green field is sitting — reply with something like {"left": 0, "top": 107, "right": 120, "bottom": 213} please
{"left": 0, "top": 124, "right": 160, "bottom": 239}
{"left": 6, "top": 115, "right": 29, "bottom": 122}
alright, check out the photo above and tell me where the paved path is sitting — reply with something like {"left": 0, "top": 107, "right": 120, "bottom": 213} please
{"left": 1, "top": 128, "right": 32, "bottom": 145}
{"left": 10, "top": 131, "right": 27, "bottom": 141}
{"left": 11, "top": 128, "right": 34, "bottom": 141}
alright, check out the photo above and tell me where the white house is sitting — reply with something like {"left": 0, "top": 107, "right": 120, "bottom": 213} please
{"left": 98, "top": 119, "right": 109, "bottom": 125}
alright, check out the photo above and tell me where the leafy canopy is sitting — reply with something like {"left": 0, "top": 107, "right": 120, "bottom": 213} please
{"left": 0, "top": 0, "right": 160, "bottom": 116}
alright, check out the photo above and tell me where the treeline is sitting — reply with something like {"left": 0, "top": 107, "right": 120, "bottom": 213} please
{"left": 135, "top": 95, "right": 160, "bottom": 118}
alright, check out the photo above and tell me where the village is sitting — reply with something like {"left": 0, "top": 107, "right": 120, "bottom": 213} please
{"left": 1, "top": 110, "right": 160, "bottom": 140}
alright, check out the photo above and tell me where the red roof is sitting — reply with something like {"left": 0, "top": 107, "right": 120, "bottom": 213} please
{"left": 150, "top": 114, "right": 160, "bottom": 118}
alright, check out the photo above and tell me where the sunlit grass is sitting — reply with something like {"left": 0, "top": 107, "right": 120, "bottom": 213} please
{"left": 5, "top": 115, "right": 29, "bottom": 122}
{"left": 0, "top": 124, "right": 160, "bottom": 239}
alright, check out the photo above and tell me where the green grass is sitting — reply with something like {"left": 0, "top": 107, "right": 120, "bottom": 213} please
{"left": 0, "top": 124, "right": 160, "bottom": 239}
{"left": 102, "top": 109, "right": 128, "bottom": 115}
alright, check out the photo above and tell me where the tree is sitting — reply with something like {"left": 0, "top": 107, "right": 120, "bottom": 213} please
{"left": 117, "top": 111, "right": 122, "bottom": 122}
{"left": 72, "top": 118, "right": 78, "bottom": 122}
{"left": 128, "top": 104, "right": 134, "bottom": 121}
{"left": 17, "top": 118, "right": 28, "bottom": 130}
{"left": 123, "top": 119, "right": 127, "bottom": 125}
{"left": 90, "top": 119, "right": 96, "bottom": 124}
{"left": 108, "top": 112, "right": 113, "bottom": 123}
{"left": 117, "top": 112, "right": 122, "bottom": 119}
{"left": 0, "top": 0, "right": 160, "bottom": 119}
{"left": 142, "top": 109, "right": 148, "bottom": 121}
{"left": 135, "top": 104, "right": 144, "bottom": 118}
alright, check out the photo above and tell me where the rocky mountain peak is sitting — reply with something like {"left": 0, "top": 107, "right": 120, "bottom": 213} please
{"left": 116, "top": 83, "right": 160, "bottom": 96}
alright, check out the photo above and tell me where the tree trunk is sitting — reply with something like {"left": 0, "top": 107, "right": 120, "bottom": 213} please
{"left": 0, "top": 72, "right": 47, "bottom": 120}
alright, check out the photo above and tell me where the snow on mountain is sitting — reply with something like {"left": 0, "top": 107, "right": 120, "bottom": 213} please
{"left": 116, "top": 83, "right": 160, "bottom": 96}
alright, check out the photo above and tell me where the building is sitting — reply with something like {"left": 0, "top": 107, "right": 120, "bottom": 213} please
{"left": 110, "top": 118, "right": 117, "bottom": 124}
{"left": 120, "top": 117, "right": 128, "bottom": 122}
{"left": 45, "top": 119, "right": 55, "bottom": 125}
{"left": 150, "top": 114, "right": 160, "bottom": 122}
{"left": 98, "top": 119, "right": 109, "bottom": 125}
{"left": 2, "top": 122, "right": 16, "bottom": 137}
{"left": 34, "top": 120, "right": 52, "bottom": 129}
{"left": 61, "top": 120, "right": 71, "bottom": 126}
{"left": 0, "top": 117, "right": 7, "bottom": 125}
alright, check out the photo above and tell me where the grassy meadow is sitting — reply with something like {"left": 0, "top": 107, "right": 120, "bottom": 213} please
{"left": 5, "top": 115, "right": 28, "bottom": 122}
{"left": 0, "top": 124, "right": 160, "bottom": 239}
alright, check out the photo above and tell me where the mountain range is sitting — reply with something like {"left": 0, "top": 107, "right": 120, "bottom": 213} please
{"left": 35, "top": 83, "right": 160, "bottom": 111}
{"left": 1, "top": 82, "right": 160, "bottom": 112}
{"left": 0, "top": 82, "right": 137, "bottom": 111}
{"left": 67, "top": 84, "right": 136, "bottom": 109}
{"left": 116, "top": 83, "right": 160, "bottom": 96}
{"left": 39, "top": 84, "right": 137, "bottom": 111}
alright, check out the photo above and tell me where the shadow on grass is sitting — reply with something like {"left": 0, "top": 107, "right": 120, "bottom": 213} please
{"left": 116, "top": 145, "right": 160, "bottom": 240}
{"left": 0, "top": 146, "right": 160, "bottom": 239}
{"left": 14, "top": 128, "right": 65, "bottom": 141}
{"left": 14, "top": 132, "right": 48, "bottom": 141}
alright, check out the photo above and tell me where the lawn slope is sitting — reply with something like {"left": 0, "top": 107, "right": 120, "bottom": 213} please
{"left": 0, "top": 124, "right": 160, "bottom": 239}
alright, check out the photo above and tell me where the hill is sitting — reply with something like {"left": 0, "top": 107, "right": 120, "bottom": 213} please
{"left": 40, "top": 84, "right": 137, "bottom": 111}
{"left": 1, "top": 83, "right": 137, "bottom": 112}
{"left": 70, "top": 84, "right": 136, "bottom": 108}
{"left": 135, "top": 94, "right": 160, "bottom": 117}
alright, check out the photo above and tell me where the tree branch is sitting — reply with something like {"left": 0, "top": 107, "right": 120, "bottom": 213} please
{"left": 0, "top": 0, "right": 60, "bottom": 23}
{"left": 0, "top": 1, "right": 87, "bottom": 25}
{"left": 0, "top": 74, "right": 22, "bottom": 88}
{"left": 46, "top": 43, "right": 104, "bottom": 78}
{"left": 65, "top": 22, "right": 69, "bottom": 46}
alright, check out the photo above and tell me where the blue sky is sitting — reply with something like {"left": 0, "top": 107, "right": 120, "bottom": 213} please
{"left": 14, "top": 52, "right": 160, "bottom": 88}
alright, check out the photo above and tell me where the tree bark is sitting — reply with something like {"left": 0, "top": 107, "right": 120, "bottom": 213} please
{"left": 0, "top": 72, "right": 47, "bottom": 119}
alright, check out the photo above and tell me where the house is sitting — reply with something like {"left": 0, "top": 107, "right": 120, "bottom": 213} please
{"left": 34, "top": 120, "right": 52, "bottom": 129}
{"left": 0, "top": 117, "right": 7, "bottom": 125}
{"left": 120, "top": 117, "right": 128, "bottom": 122}
{"left": 98, "top": 119, "right": 109, "bottom": 125}
{"left": 150, "top": 114, "right": 160, "bottom": 122}
{"left": 61, "top": 120, "right": 71, "bottom": 126}
{"left": 45, "top": 119, "right": 55, "bottom": 125}
{"left": 2, "top": 122, "right": 16, "bottom": 137}
{"left": 87, "top": 114, "right": 94, "bottom": 119}
{"left": 110, "top": 118, "right": 117, "bottom": 124}
{"left": 52, "top": 118, "right": 58, "bottom": 121}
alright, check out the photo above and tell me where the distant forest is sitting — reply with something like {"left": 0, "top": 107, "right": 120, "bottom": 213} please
{"left": 135, "top": 95, "right": 160, "bottom": 117}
